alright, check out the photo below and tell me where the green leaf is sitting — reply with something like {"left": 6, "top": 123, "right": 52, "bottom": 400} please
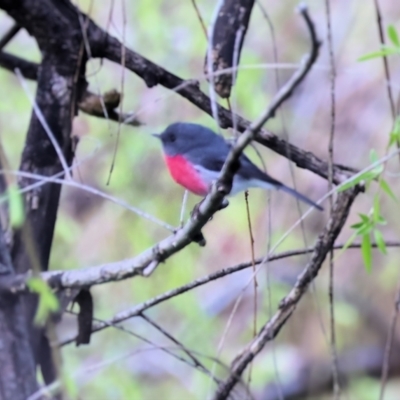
{"left": 358, "top": 48, "right": 399, "bottom": 61}
{"left": 27, "top": 277, "right": 59, "bottom": 326}
{"left": 369, "top": 149, "right": 379, "bottom": 164}
{"left": 372, "top": 195, "right": 380, "bottom": 222}
{"left": 361, "top": 234, "right": 372, "bottom": 272}
{"left": 374, "top": 229, "right": 387, "bottom": 254}
{"left": 351, "top": 222, "right": 364, "bottom": 229}
{"left": 8, "top": 185, "right": 24, "bottom": 228}
{"left": 376, "top": 214, "right": 387, "bottom": 225}
{"left": 388, "top": 25, "right": 400, "bottom": 47}
{"left": 380, "top": 179, "right": 397, "bottom": 202}
{"left": 338, "top": 170, "right": 379, "bottom": 191}
{"left": 357, "top": 222, "right": 373, "bottom": 235}
{"left": 334, "top": 231, "right": 358, "bottom": 260}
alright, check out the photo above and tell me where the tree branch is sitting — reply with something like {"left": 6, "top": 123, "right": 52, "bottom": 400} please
{"left": 55, "top": 239, "right": 399, "bottom": 346}
{"left": 0, "top": 51, "right": 142, "bottom": 127}
{"left": 0, "top": 23, "right": 20, "bottom": 51}
{"left": 0, "top": 220, "right": 37, "bottom": 398}
{"left": 212, "top": 187, "right": 359, "bottom": 399}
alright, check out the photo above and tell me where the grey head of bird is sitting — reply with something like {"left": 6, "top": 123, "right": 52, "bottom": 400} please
{"left": 153, "top": 122, "right": 222, "bottom": 157}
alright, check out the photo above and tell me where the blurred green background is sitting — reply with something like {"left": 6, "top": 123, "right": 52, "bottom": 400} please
{"left": 1, "top": 0, "right": 400, "bottom": 399}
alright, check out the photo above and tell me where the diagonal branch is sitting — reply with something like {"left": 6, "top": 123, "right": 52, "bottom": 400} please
{"left": 0, "top": 23, "right": 20, "bottom": 50}
{"left": 212, "top": 187, "right": 360, "bottom": 400}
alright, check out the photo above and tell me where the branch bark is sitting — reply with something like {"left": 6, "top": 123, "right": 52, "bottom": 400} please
{"left": 205, "top": 0, "right": 255, "bottom": 98}
{"left": 0, "top": 224, "right": 37, "bottom": 399}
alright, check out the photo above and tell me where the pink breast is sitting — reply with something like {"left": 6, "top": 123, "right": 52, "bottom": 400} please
{"left": 164, "top": 155, "right": 208, "bottom": 196}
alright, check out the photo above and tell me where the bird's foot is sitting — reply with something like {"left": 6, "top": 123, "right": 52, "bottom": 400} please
{"left": 218, "top": 198, "right": 229, "bottom": 211}
{"left": 192, "top": 231, "right": 206, "bottom": 247}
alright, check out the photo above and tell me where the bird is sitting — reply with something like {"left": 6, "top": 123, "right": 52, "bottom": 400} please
{"left": 153, "top": 122, "right": 322, "bottom": 211}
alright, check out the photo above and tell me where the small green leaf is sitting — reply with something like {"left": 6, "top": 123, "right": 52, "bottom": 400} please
{"left": 376, "top": 215, "right": 387, "bottom": 225}
{"left": 338, "top": 177, "right": 363, "bottom": 191}
{"left": 389, "top": 133, "right": 398, "bottom": 147}
{"left": 27, "top": 277, "right": 59, "bottom": 326}
{"left": 357, "top": 222, "right": 373, "bottom": 235}
{"left": 338, "top": 170, "right": 378, "bottom": 191}
{"left": 374, "top": 229, "right": 387, "bottom": 254}
{"left": 389, "top": 117, "right": 400, "bottom": 146}
{"left": 372, "top": 195, "right": 380, "bottom": 222}
{"left": 380, "top": 179, "right": 397, "bottom": 202}
{"left": 369, "top": 149, "right": 379, "bottom": 163}
{"left": 358, "top": 48, "right": 399, "bottom": 61}
{"left": 8, "top": 185, "right": 24, "bottom": 227}
{"left": 334, "top": 231, "right": 358, "bottom": 260}
{"left": 361, "top": 233, "right": 372, "bottom": 272}
{"left": 359, "top": 213, "right": 370, "bottom": 223}
{"left": 388, "top": 25, "right": 400, "bottom": 47}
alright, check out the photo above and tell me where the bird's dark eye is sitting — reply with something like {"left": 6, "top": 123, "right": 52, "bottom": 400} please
{"left": 169, "top": 133, "right": 176, "bottom": 142}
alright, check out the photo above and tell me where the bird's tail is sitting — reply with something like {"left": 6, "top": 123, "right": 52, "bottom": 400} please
{"left": 279, "top": 184, "right": 323, "bottom": 211}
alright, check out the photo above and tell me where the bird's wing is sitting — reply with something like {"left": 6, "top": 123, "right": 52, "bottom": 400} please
{"left": 238, "top": 153, "right": 282, "bottom": 187}
{"left": 188, "top": 139, "right": 230, "bottom": 172}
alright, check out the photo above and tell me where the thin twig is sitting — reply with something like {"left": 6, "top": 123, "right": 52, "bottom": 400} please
{"left": 324, "top": 0, "right": 341, "bottom": 397}
{"left": 14, "top": 69, "right": 72, "bottom": 180}
{"left": 190, "top": 0, "right": 208, "bottom": 38}
{"left": 244, "top": 190, "right": 257, "bottom": 393}
{"left": 379, "top": 275, "right": 400, "bottom": 400}
{"left": 0, "top": 169, "right": 174, "bottom": 231}
{"left": 140, "top": 313, "right": 220, "bottom": 385}
{"left": 0, "top": 23, "right": 20, "bottom": 50}
{"left": 373, "top": 0, "right": 396, "bottom": 119}
{"left": 206, "top": 0, "right": 225, "bottom": 133}
{"left": 106, "top": 0, "right": 127, "bottom": 185}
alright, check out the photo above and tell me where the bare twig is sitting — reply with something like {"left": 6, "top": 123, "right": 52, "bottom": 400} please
{"left": 190, "top": 0, "right": 208, "bottom": 38}
{"left": 372, "top": 0, "right": 396, "bottom": 119}
{"left": 106, "top": 0, "right": 127, "bottom": 185}
{"left": 0, "top": 23, "right": 20, "bottom": 50}
{"left": 0, "top": 169, "right": 174, "bottom": 231}
{"left": 379, "top": 276, "right": 400, "bottom": 400}
{"left": 14, "top": 69, "right": 72, "bottom": 180}
{"left": 140, "top": 313, "right": 220, "bottom": 384}
{"left": 324, "top": 0, "right": 340, "bottom": 397}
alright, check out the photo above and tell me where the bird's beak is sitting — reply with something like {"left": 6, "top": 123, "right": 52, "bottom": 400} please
{"left": 152, "top": 133, "right": 161, "bottom": 139}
